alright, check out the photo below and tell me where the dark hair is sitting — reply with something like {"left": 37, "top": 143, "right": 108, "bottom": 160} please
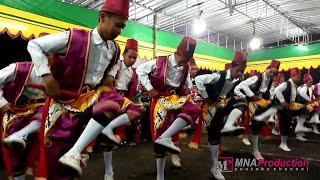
{"left": 123, "top": 48, "right": 129, "bottom": 54}
{"left": 231, "top": 62, "right": 243, "bottom": 69}
{"left": 98, "top": 11, "right": 118, "bottom": 22}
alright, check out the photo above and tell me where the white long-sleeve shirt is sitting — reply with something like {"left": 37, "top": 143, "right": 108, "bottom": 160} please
{"left": 27, "top": 28, "right": 118, "bottom": 86}
{"left": 0, "top": 63, "right": 44, "bottom": 108}
{"left": 312, "top": 83, "right": 320, "bottom": 99}
{"left": 298, "top": 84, "right": 313, "bottom": 102}
{"left": 235, "top": 72, "right": 272, "bottom": 98}
{"left": 269, "top": 86, "right": 275, "bottom": 99}
{"left": 274, "top": 79, "right": 297, "bottom": 103}
{"left": 108, "top": 56, "right": 134, "bottom": 91}
{"left": 194, "top": 70, "right": 239, "bottom": 99}
{"left": 136, "top": 54, "right": 192, "bottom": 91}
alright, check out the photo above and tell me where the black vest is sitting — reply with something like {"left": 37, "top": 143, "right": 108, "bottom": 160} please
{"left": 228, "top": 76, "right": 242, "bottom": 97}
{"left": 250, "top": 74, "right": 273, "bottom": 99}
{"left": 296, "top": 85, "right": 310, "bottom": 104}
{"left": 282, "top": 81, "right": 292, "bottom": 103}
{"left": 205, "top": 71, "right": 227, "bottom": 101}
{"left": 281, "top": 81, "right": 306, "bottom": 104}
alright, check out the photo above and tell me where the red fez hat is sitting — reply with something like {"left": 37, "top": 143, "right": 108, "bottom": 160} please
{"left": 303, "top": 73, "right": 313, "bottom": 83}
{"left": 225, "top": 63, "right": 232, "bottom": 70}
{"left": 290, "top": 67, "right": 300, "bottom": 77}
{"left": 101, "top": 0, "right": 130, "bottom": 19}
{"left": 267, "top": 60, "right": 280, "bottom": 70}
{"left": 278, "top": 73, "right": 285, "bottom": 79}
{"left": 176, "top": 36, "right": 196, "bottom": 61}
{"left": 125, "top": 39, "right": 138, "bottom": 51}
{"left": 231, "top": 51, "right": 247, "bottom": 70}
{"left": 189, "top": 57, "right": 197, "bottom": 66}
{"left": 39, "top": 32, "right": 49, "bottom": 37}
{"left": 276, "top": 73, "right": 285, "bottom": 83}
{"left": 249, "top": 70, "right": 258, "bottom": 77}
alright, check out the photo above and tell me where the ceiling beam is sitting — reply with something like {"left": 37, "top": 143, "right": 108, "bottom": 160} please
{"left": 135, "top": 0, "right": 184, "bottom": 21}
{"left": 262, "top": 0, "right": 310, "bottom": 33}
{"left": 216, "top": 0, "right": 293, "bottom": 40}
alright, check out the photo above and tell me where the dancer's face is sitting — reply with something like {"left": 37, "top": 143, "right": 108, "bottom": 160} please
{"left": 98, "top": 12, "right": 127, "bottom": 41}
{"left": 231, "top": 65, "right": 245, "bottom": 79}
{"left": 174, "top": 53, "right": 188, "bottom": 67}
{"left": 291, "top": 74, "right": 301, "bottom": 84}
{"left": 123, "top": 49, "right": 138, "bottom": 67}
{"left": 266, "top": 67, "right": 278, "bottom": 78}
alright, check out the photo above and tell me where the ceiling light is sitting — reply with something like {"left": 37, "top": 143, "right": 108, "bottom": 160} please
{"left": 249, "top": 37, "right": 262, "bottom": 50}
{"left": 193, "top": 18, "right": 206, "bottom": 34}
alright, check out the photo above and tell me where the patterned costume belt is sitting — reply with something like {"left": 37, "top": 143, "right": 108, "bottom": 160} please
{"left": 289, "top": 101, "right": 318, "bottom": 111}
{"left": 251, "top": 98, "right": 271, "bottom": 108}
{"left": 159, "top": 87, "right": 179, "bottom": 95}
{"left": 81, "top": 84, "right": 96, "bottom": 93}
{"left": 16, "top": 95, "right": 45, "bottom": 106}
{"left": 211, "top": 97, "right": 231, "bottom": 109}
{"left": 248, "top": 98, "right": 272, "bottom": 118}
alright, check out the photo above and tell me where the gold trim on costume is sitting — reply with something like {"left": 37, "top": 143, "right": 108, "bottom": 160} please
{"left": 152, "top": 95, "right": 188, "bottom": 129}
{"left": 202, "top": 102, "right": 216, "bottom": 126}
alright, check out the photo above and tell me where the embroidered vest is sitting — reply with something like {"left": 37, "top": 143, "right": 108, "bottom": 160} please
{"left": 50, "top": 29, "right": 119, "bottom": 100}
{"left": 150, "top": 56, "right": 189, "bottom": 96}
{"left": 3, "top": 62, "right": 33, "bottom": 105}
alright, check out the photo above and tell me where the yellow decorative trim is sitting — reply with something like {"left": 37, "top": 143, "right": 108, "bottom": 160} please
{"left": 120, "top": 97, "right": 132, "bottom": 112}
{"left": 0, "top": 4, "right": 89, "bottom": 37}
{"left": 246, "top": 54, "right": 320, "bottom": 72}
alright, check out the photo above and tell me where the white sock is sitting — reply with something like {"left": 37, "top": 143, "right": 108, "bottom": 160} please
{"left": 252, "top": 135, "right": 259, "bottom": 153}
{"left": 13, "top": 174, "right": 25, "bottom": 180}
{"left": 159, "top": 118, "right": 188, "bottom": 139}
{"left": 223, "top": 108, "right": 242, "bottom": 128}
{"left": 296, "top": 132, "right": 303, "bottom": 137}
{"left": 68, "top": 118, "right": 104, "bottom": 154}
{"left": 156, "top": 157, "right": 166, "bottom": 180}
{"left": 314, "top": 113, "right": 320, "bottom": 123}
{"left": 171, "top": 154, "right": 180, "bottom": 162}
{"left": 268, "top": 114, "right": 275, "bottom": 121}
{"left": 281, "top": 136, "right": 288, "bottom": 145}
{"left": 103, "top": 151, "right": 113, "bottom": 174}
{"left": 254, "top": 107, "right": 277, "bottom": 121}
{"left": 210, "top": 144, "right": 219, "bottom": 170}
{"left": 103, "top": 114, "right": 130, "bottom": 131}
{"left": 296, "top": 117, "right": 306, "bottom": 128}
{"left": 12, "top": 120, "right": 41, "bottom": 137}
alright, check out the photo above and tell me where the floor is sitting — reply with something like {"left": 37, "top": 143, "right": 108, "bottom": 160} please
{"left": 1, "top": 133, "right": 320, "bottom": 180}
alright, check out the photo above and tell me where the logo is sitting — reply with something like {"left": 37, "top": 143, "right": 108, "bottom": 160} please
{"left": 218, "top": 157, "right": 234, "bottom": 172}
{"left": 218, "top": 157, "right": 309, "bottom": 172}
